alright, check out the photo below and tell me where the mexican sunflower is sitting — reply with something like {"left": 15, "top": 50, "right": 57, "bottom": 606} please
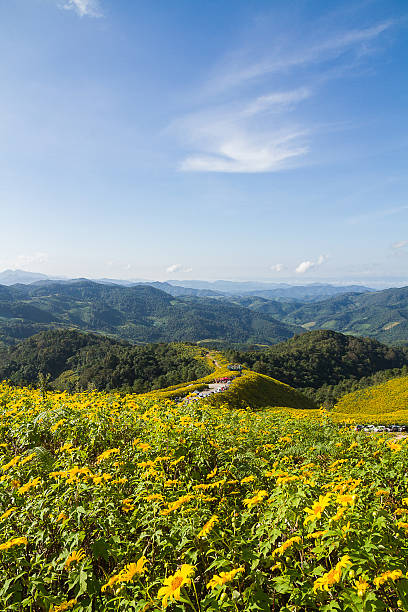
{"left": 157, "top": 564, "right": 195, "bottom": 608}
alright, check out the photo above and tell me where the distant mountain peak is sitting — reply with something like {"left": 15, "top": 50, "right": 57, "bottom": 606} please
{"left": 0, "top": 269, "right": 49, "bottom": 285}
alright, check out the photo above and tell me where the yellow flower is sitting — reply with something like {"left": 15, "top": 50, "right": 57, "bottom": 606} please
{"left": 50, "top": 419, "right": 65, "bottom": 433}
{"left": 17, "top": 476, "right": 41, "bottom": 495}
{"left": 397, "top": 521, "right": 408, "bottom": 532}
{"left": 50, "top": 599, "right": 77, "bottom": 612}
{"left": 206, "top": 566, "right": 245, "bottom": 589}
{"left": 57, "top": 511, "right": 69, "bottom": 523}
{"left": 373, "top": 569, "right": 403, "bottom": 588}
{"left": 1, "top": 456, "right": 20, "bottom": 472}
{"left": 330, "top": 506, "right": 346, "bottom": 522}
{"left": 0, "top": 536, "right": 28, "bottom": 550}
{"left": 304, "top": 494, "right": 331, "bottom": 524}
{"left": 272, "top": 536, "right": 301, "bottom": 557}
{"left": 336, "top": 494, "right": 356, "bottom": 507}
{"left": 101, "top": 574, "right": 120, "bottom": 592}
{"left": 206, "top": 467, "right": 217, "bottom": 479}
{"left": 19, "top": 452, "right": 36, "bottom": 466}
{"left": 157, "top": 564, "right": 195, "bottom": 608}
{"left": 160, "top": 495, "right": 193, "bottom": 516}
{"left": 243, "top": 490, "right": 268, "bottom": 508}
{"left": 145, "top": 493, "right": 163, "bottom": 502}
{"left": 137, "top": 442, "right": 151, "bottom": 452}
{"left": 307, "top": 530, "right": 328, "bottom": 539}
{"left": 342, "top": 521, "right": 351, "bottom": 535}
{"left": 102, "top": 556, "right": 149, "bottom": 591}
{"left": 354, "top": 577, "right": 369, "bottom": 597}
{"left": 122, "top": 557, "right": 148, "bottom": 579}
{"left": 313, "top": 555, "right": 352, "bottom": 592}
{"left": 0, "top": 507, "right": 17, "bottom": 520}
{"left": 96, "top": 448, "right": 120, "bottom": 463}
{"left": 64, "top": 549, "right": 86, "bottom": 570}
{"left": 198, "top": 515, "right": 218, "bottom": 538}
{"left": 241, "top": 475, "right": 256, "bottom": 484}
{"left": 121, "top": 498, "right": 135, "bottom": 513}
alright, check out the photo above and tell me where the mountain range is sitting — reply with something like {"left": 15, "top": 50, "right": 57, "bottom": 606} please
{"left": 0, "top": 270, "right": 373, "bottom": 301}
{"left": 0, "top": 280, "right": 300, "bottom": 347}
{"left": 1, "top": 274, "right": 408, "bottom": 346}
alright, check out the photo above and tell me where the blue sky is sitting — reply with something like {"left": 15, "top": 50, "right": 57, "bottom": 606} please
{"left": 0, "top": 0, "right": 407, "bottom": 285}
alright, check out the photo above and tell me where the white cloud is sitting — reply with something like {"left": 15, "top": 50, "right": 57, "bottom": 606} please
{"left": 61, "top": 0, "right": 102, "bottom": 17}
{"left": 166, "top": 264, "right": 183, "bottom": 274}
{"left": 14, "top": 252, "right": 49, "bottom": 268}
{"left": 392, "top": 240, "right": 408, "bottom": 249}
{"left": 176, "top": 89, "right": 311, "bottom": 173}
{"left": 296, "top": 254, "right": 327, "bottom": 274}
{"left": 270, "top": 263, "right": 284, "bottom": 272}
{"left": 296, "top": 260, "right": 314, "bottom": 274}
{"left": 181, "top": 134, "right": 309, "bottom": 173}
{"left": 166, "top": 264, "right": 193, "bottom": 275}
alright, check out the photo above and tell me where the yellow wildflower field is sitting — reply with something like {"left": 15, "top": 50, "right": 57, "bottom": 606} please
{"left": 0, "top": 381, "right": 407, "bottom": 610}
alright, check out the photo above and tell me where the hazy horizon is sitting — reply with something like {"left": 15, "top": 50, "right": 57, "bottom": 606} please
{"left": 1, "top": 267, "right": 408, "bottom": 290}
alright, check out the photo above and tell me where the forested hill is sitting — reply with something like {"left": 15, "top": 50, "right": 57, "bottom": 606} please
{"left": 0, "top": 280, "right": 301, "bottom": 346}
{"left": 0, "top": 330, "right": 211, "bottom": 392}
{"left": 225, "top": 330, "right": 408, "bottom": 403}
{"left": 269, "top": 286, "right": 408, "bottom": 345}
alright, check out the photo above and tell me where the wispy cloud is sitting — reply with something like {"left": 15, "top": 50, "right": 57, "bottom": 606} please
{"left": 392, "top": 240, "right": 408, "bottom": 249}
{"left": 61, "top": 0, "right": 103, "bottom": 17}
{"left": 208, "top": 21, "right": 395, "bottom": 94}
{"left": 180, "top": 130, "right": 309, "bottom": 173}
{"left": 175, "top": 87, "right": 311, "bottom": 173}
{"left": 173, "top": 15, "right": 395, "bottom": 174}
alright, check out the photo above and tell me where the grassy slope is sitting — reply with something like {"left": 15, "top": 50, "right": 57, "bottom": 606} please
{"left": 144, "top": 351, "right": 316, "bottom": 410}
{"left": 333, "top": 375, "right": 408, "bottom": 424}
{"left": 206, "top": 370, "right": 316, "bottom": 410}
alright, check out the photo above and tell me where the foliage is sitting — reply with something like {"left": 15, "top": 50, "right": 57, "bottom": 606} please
{"left": 0, "top": 383, "right": 407, "bottom": 610}
{"left": 0, "top": 331, "right": 211, "bottom": 393}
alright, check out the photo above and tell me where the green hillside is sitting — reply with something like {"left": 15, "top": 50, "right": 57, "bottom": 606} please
{"left": 0, "top": 281, "right": 301, "bottom": 346}
{"left": 273, "top": 286, "right": 408, "bottom": 345}
{"left": 226, "top": 330, "right": 408, "bottom": 387}
{"left": 0, "top": 330, "right": 211, "bottom": 392}
{"left": 206, "top": 370, "right": 316, "bottom": 410}
{"left": 333, "top": 375, "right": 408, "bottom": 424}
